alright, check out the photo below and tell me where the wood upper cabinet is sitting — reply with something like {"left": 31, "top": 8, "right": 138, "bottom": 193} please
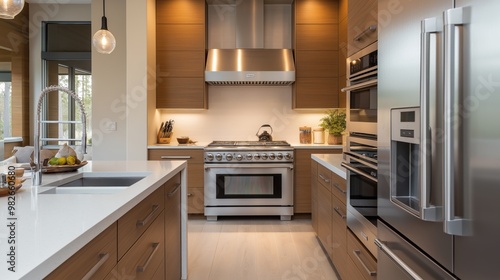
{"left": 293, "top": 0, "right": 341, "bottom": 109}
{"left": 347, "top": 0, "right": 378, "bottom": 56}
{"left": 156, "top": 0, "right": 207, "bottom": 109}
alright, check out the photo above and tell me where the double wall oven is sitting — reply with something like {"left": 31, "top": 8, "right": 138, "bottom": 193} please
{"left": 204, "top": 141, "right": 294, "bottom": 221}
{"left": 341, "top": 42, "right": 379, "bottom": 257}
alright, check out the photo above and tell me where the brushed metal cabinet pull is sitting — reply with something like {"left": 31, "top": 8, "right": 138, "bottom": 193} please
{"left": 332, "top": 183, "right": 346, "bottom": 194}
{"left": 160, "top": 156, "right": 191, "bottom": 159}
{"left": 187, "top": 193, "right": 193, "bottom": 197}
{"left": 167, "top": 183, "right": 181, "bottom": 197}
{"left": 137, "top": 242, "right": 160, "bottom": 273}
{"left": 318, "top": 174, "right": 330, "bottom": 183}
{"left": 136, "top": 205, "right": 159, "bottom": 227}
{"left": 353, "top": 249, "right": 377, "bottom": 276}
{"left": 334, "top": 207, "right": 346, "bottom": 219}
{"left": 354, "top": 25, "right": 377, "bottom": 41}
{"left": 81, "top": 253, "right": 109, "bottom": 280}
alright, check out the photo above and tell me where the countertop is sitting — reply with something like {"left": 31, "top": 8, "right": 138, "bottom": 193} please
{"left": 148, "top": 142, "right": 343, "bottom": 150}
{"left": 0, "top": 160, "right": 187, "bottom": 280}
{"left": 311, "top": 153, "right": 346, "bottom": 179}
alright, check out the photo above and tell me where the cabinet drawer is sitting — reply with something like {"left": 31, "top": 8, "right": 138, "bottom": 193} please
{"left": 118, "top": 211, "right": 165, "bottom": 280}
{"left": 148, "top": 149, "right": 203, "bottom": 162}
{"left": 118, "top": 186, "right": 164, "bottom": 259}
{"left": 331, "top": 171, "right": 347, "bottom": 204}
{"left": 45, "top": 223, "right": 117, "bottom": 280}
{"left": 348, "top": 229, "right": 377, "bottom": 280}
{"left": 317, "top": 164, "right": 332, "bottom": 190}
{"left": 187, "top": 187, "right": 204, "bottom": 214}
{"left": 317, "top": 183, "right": 332, "bottom": 257}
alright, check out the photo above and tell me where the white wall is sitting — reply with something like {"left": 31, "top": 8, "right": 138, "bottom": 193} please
{"left": 158, "top": 86, "right": 330, "bottom": 144}
{"left": 29, "top": 4, "right": 91, "bottom": 145}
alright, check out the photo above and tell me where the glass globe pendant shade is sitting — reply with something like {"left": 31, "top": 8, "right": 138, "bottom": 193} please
{"left": 0, "top": 0, "right": 25, "bottom": 19}
{"left": 92, "top": 27, "right": 116, "bottom": 54}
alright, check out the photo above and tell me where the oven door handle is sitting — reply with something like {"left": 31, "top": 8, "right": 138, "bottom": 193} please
{"left": 341, "top": 162, "right": 377, "bottom": 183}
{"left": 205, "top": 163, "right": 293, "bottom": 170}
{"left": 344, "top": 152, "right": 377, "bottom": 169}
{"left": 341, "top": 79, "right": 377, "bottom": 92}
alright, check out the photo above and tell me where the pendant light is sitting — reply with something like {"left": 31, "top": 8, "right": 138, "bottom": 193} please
{"left": 92, "top": 0, "right": 116, "bottom": 54}
{"left": 0, "top": 0, "right": 25, "bottom": 19}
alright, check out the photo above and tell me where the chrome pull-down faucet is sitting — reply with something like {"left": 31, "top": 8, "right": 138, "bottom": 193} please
{"left": 32, "top": 86, "right": 87, "bottom": 186}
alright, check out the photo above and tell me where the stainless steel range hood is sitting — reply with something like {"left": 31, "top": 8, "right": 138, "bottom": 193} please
{"left": 205, "top": 0, "right": 295, "bottom": 86}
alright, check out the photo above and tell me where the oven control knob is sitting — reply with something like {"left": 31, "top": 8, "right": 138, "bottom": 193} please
{"left": 246, "top": 153, "right": 253, "bottom": 160}
{"left": 215, "top": 153, "right": 223, "bottom": 161}
{"left": 268, "top": 153, "right": 275, "bottom": 160}
{"left": 284, "top": 153, "right": 292, "bottom": 160}
{"left": 276, "top": 153, "right": 283, "bottom": 160}
{"left": 206, "top": 153, "right": 214, "bottom": 161}
{"left": 226, "top": 154, "right": 233, "bottom": 161}
{"left": 261, "top": 153, "right": 268, "bottom": 160}
{"left": 253, "top": 153, "right": 260, "bottom": 160}
{"left": 236, "top": 154, "right": 243, "bottom": 161}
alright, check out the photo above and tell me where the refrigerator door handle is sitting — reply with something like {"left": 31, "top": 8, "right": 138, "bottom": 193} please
{"left": 443, "top": 7, "right": 472, "bottom": 236}
{"left": 419, "top": 17, "right": 443, "bottom": 221}
{"left": 375, "top": 239, "right": 424, "bottom": 280}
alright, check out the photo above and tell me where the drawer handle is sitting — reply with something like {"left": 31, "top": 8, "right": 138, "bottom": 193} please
{"left": 354, "top": 25, "right": 377, "bottom": 42}
{"left": 187, "top": 193, "right": 193, "bottom": 197}
{"left": 160, "top": 155, "right": 191, "bottom": 159}
{"left": 136, "top": 205, "right": 160, "bottom": 227}
{"left": 332, "top": 183, "right": 346, "bottom": 194}
{"left": 137, "top": 242, "right": 160, "bottom": 273}
{"left": 167, "top": 183, "right": 182, "bottom": 197}
{"left": 81, "top": 253, "right": 109, "bottom": 280}
{"left": 353, "top": 249, "right": 377, "bottom": 276}
{"left": 334, "top": 207, "right": 346, "bottom": 219}
{"left": 318, "top": 174, "right": 330, "bottom": 183}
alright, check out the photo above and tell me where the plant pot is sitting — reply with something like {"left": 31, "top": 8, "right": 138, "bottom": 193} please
{"left": 327, "top": 134, "right": 342, "bottom": 145}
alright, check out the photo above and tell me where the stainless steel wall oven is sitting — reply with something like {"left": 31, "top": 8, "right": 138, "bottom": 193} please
{"left": 342, "top": 42, "right": 378, "bottom": 135}
{"left": 342, "top": 133, "right": 378, "bottom": 257}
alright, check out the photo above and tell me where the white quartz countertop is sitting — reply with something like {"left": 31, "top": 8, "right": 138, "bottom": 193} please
{"left": 0, "top": 160, "right": 187, "bottom": 280}
{"left": 148, "top": 142, "right": 343, "bottom": 150}
{"left": 311, "top": 153, "right": 346, "bottom": 179}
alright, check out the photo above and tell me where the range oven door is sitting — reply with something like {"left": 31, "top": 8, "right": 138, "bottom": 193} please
{"left": 204, "top": 163, "right": 293, "bottom": 206}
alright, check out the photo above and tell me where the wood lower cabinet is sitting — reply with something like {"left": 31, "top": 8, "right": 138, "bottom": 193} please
{"left": 47, "top": 172, "right": 184, "bottom": 280}
{"left": 45, "top": 223, "right": 118, "bottom": 280}
{"left": 312, "top": 157, "right": 352, "bottom": 279}
{"left": 165, "top": 172, "right": 182, "bottom": 280}
{"left": 148, "top": 148, "right": 204, "bottom": 214}
{"left": 294, "top": 148, "right": 341, "bottom": 213}
{"left": 347, "top": 229, "right": 377, "bottom": 280}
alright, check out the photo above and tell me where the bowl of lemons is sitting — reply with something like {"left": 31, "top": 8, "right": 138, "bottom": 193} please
{"left": 42, "top": 144, "right": 87, "bottom": 173}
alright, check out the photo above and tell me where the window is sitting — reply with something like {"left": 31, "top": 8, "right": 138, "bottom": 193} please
{"left": 41, "top": 22, "right": 92, "bottom": 147}
{"left": 0, "top": 49, "right": 12, "bottom": 139}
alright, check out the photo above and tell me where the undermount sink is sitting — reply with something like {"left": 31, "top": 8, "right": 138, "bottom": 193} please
{"left": 39, "top": 173, "right": 147, "bottom": 195}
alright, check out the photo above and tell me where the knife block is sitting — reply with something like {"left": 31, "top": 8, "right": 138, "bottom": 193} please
{"left": 158, "top": 132, "right": 172, "bottom": 144}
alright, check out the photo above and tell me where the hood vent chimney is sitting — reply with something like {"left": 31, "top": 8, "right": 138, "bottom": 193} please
{"left": 205, "top": 0, "right": 295, "bottom": 86}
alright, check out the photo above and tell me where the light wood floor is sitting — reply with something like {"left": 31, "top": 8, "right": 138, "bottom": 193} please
{"left": 187, "top": 215, "right": 339, "bottom": 280}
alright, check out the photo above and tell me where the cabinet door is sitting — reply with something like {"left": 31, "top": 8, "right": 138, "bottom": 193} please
{"left": 347, "top": 0, "right": 378, "bottom": 56}
{"left": 118, "top": 211, "right": 165, "bottom": 280}
{"left": 165, "top": 173, "right": 182, "bottom": 280}
{"left": 295, "top": 149, "right": 341, "bottom": 213}
{"left": 118, "top": 186, "right": 165, "bottom": 259}
{"left": 347, "top": 229, "right": 377, "bottom": 280}
{"left": 317, "top": 183, "right": 333, "bottom": 257}
{"left": 311, "top": 161, "right": 319, "bottom": 233}
{"left": 45, "top": 223, "right": 117, "bottom": 280}
{"left": 331, "top": 195, "right": 348, "bottom": 279}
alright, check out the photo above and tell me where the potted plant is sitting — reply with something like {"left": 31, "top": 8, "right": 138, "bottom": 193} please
{"left": 319, "top": 109, "right": 346, "bottom": 145}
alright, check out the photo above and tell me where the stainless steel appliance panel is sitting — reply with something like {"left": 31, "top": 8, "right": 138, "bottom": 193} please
{"left": 378, "top": 0, "right": 454, "bottom": 272}
{"left": 376, "top": 221, "right": 456, "bottom": 280}
{"left": 452, "top": 0, "right": 500, "bottom": 278}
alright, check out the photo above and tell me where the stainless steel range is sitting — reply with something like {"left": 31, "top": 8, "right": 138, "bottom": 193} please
{"left": 204, "top": 141, "right": 294, "bottom": 221}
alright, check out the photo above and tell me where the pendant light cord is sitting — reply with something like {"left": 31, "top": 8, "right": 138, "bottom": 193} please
{"left": 103, "top": 0, "right": 106, "bottom": 17}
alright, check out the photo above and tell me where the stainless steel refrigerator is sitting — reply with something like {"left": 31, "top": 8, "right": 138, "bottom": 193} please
{"left": 377, "top": 0, "right": 500, "bottom": 279}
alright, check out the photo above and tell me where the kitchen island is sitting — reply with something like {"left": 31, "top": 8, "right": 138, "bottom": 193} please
{"left": 0, "top": 160, "right": 187, "bottom": 280}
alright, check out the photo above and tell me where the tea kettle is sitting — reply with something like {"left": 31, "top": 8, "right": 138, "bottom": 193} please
{"left": 256, "top": 124, "right": 273, "bottom": 141}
